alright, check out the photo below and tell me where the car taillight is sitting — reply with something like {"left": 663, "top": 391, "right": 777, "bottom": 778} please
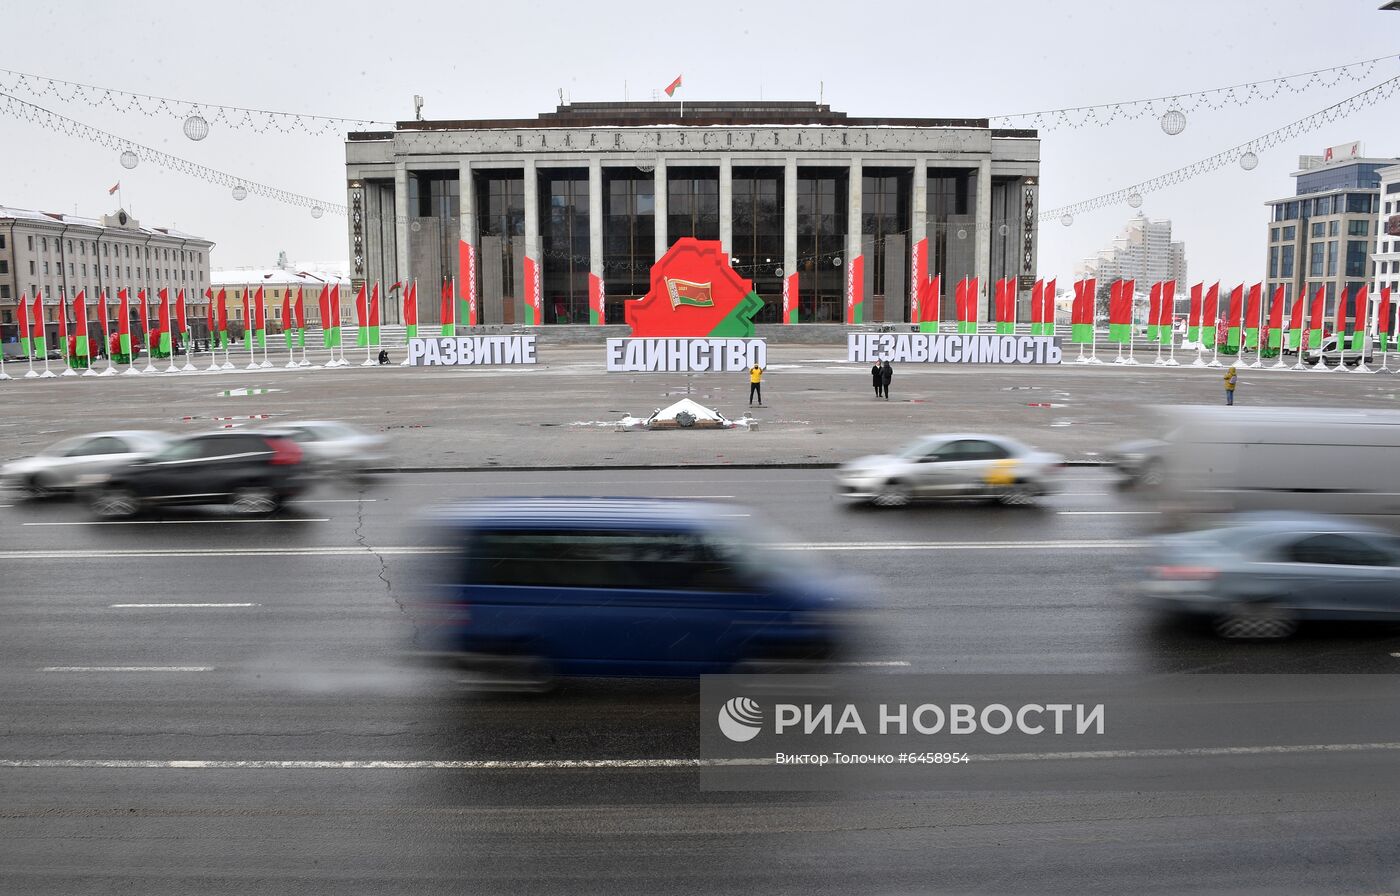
{"left": 265, "top": 438, "right": 302, "bottom": 465}
{"left": 1151, "top": 565, "right": 1218, "bottom": 581}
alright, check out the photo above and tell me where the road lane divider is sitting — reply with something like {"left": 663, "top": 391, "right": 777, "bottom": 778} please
{"left": 39, "top": 666, "right": 214, "bottom": 673}
{"left": 108, "top": 603, "right": 259, "bottom": 608}
{"left": 22, "top": 519, "right": 331, "bottom": 527}
{"left": 4, "top": 742, "right": 1399, "bottom": 771}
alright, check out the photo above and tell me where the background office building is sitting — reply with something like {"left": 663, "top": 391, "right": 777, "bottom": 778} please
{"left": 1376, "top": 163, "right": 1400, "bottom": 299}
{"left": 1265, "top": 143, "right": 1395, "bottom": 318}
{"left": 0, "top": 205, "right": 214, "bottom": 345}
{"left": 1075, "top": 213, "right": 1187, "bottom": 287}
{"left": 345, "top": 101, "right": 1040, "bottom": 326}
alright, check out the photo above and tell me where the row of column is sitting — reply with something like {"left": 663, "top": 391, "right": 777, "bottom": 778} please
{"left": 388, "top": 155, "right": 997, "bottom": 316}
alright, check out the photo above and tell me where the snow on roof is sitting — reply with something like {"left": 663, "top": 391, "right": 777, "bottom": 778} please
{"left": 211, "top": 267, "right": 351, "bottom": 287}
{"left": 0, "top": 204, "right": 210, "bottom": 241}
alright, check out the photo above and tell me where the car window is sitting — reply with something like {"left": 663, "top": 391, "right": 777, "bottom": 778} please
{"left": 152, "top": 441, "right": 203, "bottom": 462}
{"left": 1283, "top": 533, "right": 1390, "bottom": 567}
{"left": 465, "top": 529, "right": 750, "bottom": 592}
{"left": 941, "top": 440, "right": 1010, "bottom": 461}
{"left": 85, "top": 437, "right": 129, "bottom": 456}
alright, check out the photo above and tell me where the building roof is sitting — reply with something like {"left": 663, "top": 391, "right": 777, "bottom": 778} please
{"left": 211, "top": 267, "right": 350, "bottom": 287}
{"left": 349, "top": 101, "right": 1035, "bottom": 139}
{"left": 0, "top": 204, "right": 208, "bottom": 242}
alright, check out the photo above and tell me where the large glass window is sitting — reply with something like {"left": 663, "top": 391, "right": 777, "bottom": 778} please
{"left": 1280, "top": 245, "right": 1295, "bottom": 279}
{"left": 926, "top": 171, "right": 976, "bottom": 320}
{"left": 861, "top": 169, "right": 910, "bottom": 322}
{"left": 1269, "top": 246, "right": 1279, "bottom": 279}
{"left": 476, "top": 171, "right": 526, "bottom": 324}
{"left": 1347, "top": 193, "right": 1373, "bottom": 214}
{"left": 1282, "top": 225, "right": 1296, "bottom": 240}
{"left": 1311, "top": 222, "right": 1326, "bottom": 238}
{"left": 1345, "top": 240, "right": 1369, "bottom": 278}
{"left": 731, "top": 167, "right": 784, "bottom": 323}
{"left": 797, "top": 168, "right": 848, "bottom": 323}
{"left": 540, "top": 169, "right": 589, "bottom": 324}
{"left": 1348, "top": 219, "right": 1369, "bottom": 236}
{"left": 1309, "top": 242, "right": 1325, "bottom": 277}
{"left": 1327, "top": 241, "right": 1338, "bottom": 277}
{"left": 602, "top": 171, "right": 655, "bottom": 322}
{"left": 667, "top": 167, "right": 719, "bottom": 242}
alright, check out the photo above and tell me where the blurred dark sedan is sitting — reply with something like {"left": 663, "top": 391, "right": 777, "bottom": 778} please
{"left": 1137, "top": 514, "right": 1400, "bottom": 639}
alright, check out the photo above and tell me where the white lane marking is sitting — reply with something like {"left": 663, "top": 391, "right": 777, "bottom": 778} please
{"left": 23, "top": 519, "right": 330, "bottom": 526}
{"left": 39, "top": 666, "right": 214, "bottom": 673}
{"left": 3, "top": 742, "right": 1397, "bottom": 771}
{"left": 658, "top": 495, "right": 736, "bottom": 499}
{"left": 831, "top": 661, "right": 912, "bottom": 667}
{"left": 1056, "top": 511, "right": 1158, "bottom": 516}
{"left": 298, "top": 499, "right": 379, "bottom": 504}
{"left": 0, "top": 758, "right": 765, "bottom": 770}
{"left": 978, "top": 742, "right": 1400, "bottom": 762}
{"left": 0, "top": 539, "right": 1146, "bottom": 560}
{"left": 109, "top": 603, "right": 259, "bottom": 608}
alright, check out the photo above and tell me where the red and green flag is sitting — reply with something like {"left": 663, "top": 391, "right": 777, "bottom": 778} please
{"left": 917, "top": 274, "right": 941, "bottom": 332}
{"left": 1157, "top": 280, "right": 1176, "bottom": 344}
{"left": 57, "top": 290, "right": 69, "bottom": 358}
{"left": 116, "top": 289, "right": 131, "bottom": 356}
{"left": 17, "top": 292, "right": 32, "bottom": 358}
{"left": 954, "top": 277, "right": 978, "bottom": 334}
{"left": 157, "top": 288, "right": 173, "bottom": 356}
{"left": 1307, "top": 286, "right": 1325, "bottom": 349}
{"left": 1108, "top": 280, "right": 1133, "bottom": 343}
{"left": 355, "top": 284, "right": 371, "bottom": 347}
{"left": 294, "top": 287, "right": 307, "bottom": 349}
{"left": 993, "top": 278, "right": 1016, "bottom": 334}
{"left": 1242, "top": 283, "right": 1262, "bottom": 350}
{"left": 1379, "top": 287, "right": 1395, "bottom": 352}
{"left": 99, "top": 290, "right": 112, "bottom": 359}
{"left": 1337, "top": 286, "right": 1368, "bottom": 353}
{"left": 1286, "top": 288, "right": 1306, "bottom": 351}
{"left": 404, "top": 280, "right": 419, "bottom": 339}
{"left": 216, "top": 288, "right": 229, "bottom": 348}
{"left": 73, "top": 290, "right": 91, "bottom": 362}
{"left": 175, "top": 290, "right": 188, "bottom": 344}
{"left": 1070, "top": 278, "right": 1096, "bottom": 343}
{"left": 282, "top": 290, "right": 295, "bottom": 348}
{"left": 1200, "top": 284, "right": 1219, "bottom": 345}
{"left": 1265, "top": 285, "right": 1285, "bottom": 350}
{"left": 1030, "top": 278, "right": 1055, "bottom": 336}
{"left": 1146, "top": 283, "right": 1163, "bottom": 342}
{"left": 31, "top": 293, "right": 47, "bottom": 357}
{"left": 1186, "top": 283, "right": 1203, "bottom": 342}
{"left": 437, "top": 277, "right": 453, "bottom": 336}
{"left": 1224, "top": 284, "right": 1244, "bottom": 349}
{"left": 253, "top": 287, "right": 268, "bottom": 349}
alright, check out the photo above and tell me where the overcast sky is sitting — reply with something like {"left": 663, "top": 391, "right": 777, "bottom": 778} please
{"left": 3, "top": 0, "right": 1397, "bottom": 283}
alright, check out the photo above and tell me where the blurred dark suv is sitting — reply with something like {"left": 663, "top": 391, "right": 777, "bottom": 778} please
{"left": 86, "top": 431, "right": 311, "bottom": 518}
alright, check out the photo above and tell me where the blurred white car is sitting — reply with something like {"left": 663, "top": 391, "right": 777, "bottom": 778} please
{"left": 836, "top": 434, "right": 1064, "bottom": 507}
{"left": 1, "top": 431, "right": 171, "bottom": 499}
{"left": 264, "top": 421, "right": 390, "bottom": 479}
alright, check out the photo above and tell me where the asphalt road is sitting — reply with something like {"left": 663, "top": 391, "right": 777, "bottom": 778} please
{"left": 3, "top": 469, "right": 1400, "bottom": 894}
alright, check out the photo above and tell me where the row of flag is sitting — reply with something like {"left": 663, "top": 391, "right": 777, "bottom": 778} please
{"left": 8, "top": 281, "right": 431, "bottom": 362}
{"left": 915, "top": 276, "right": 1396, "bottom": 352}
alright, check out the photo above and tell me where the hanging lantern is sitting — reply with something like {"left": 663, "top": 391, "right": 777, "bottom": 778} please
{"left": 119, "top": 150, "right": 139, "bottom": 170}
{"left": 311, "top": 206, "right": 325, "bottom": 219}
{"left": 1060, "top": 213, "right": 1074, "bottom": 227}
{"left": 956, "top": 228, "right": 968, "bottom": 240}
{"left": 183, "top": 114, "right": 210, "bottom": 141}
{"left": 1239, "top": 151, "right": 1259, "bottom": 171}
{"left": 832, "top": 256, "right": 842, "bottom": 267}
{"left": 997, "top": 224, "right": 1009, "bottom": 237}
{"left": 231, "top": 185, "right": 248, "bottom": 201}
{"left": 1159, "top": 108, "right": 1187, "bottom": 136}
{"left": 1127, "top": 192, "right": 1144, "bottom": 208}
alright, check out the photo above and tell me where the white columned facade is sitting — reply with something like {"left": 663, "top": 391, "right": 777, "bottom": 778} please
{"left": 653, "top": 158, "right": 668, "bottom": 260}
{"left": 718, "top": 157, "right": 733, "bottom": 255}
{"left": 588, "top": 157, "right": 603, "bottom": 303}
{"left": 975, "top": 157, "right": 992, "bottom": 323}
{"left": 783, "top": 156, "right": 797, "bottom": 303}
{"left": 393, "top": 162, "right": 410, "bottom": 294}
{"left": 522, "top": 157, "right": 539, "bottom": 265}
{"left": 847, "top": 157, "right": 863, "bottom": 319}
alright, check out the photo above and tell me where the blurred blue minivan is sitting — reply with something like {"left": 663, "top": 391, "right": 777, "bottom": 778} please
{"left": 417, "top": 498, "right": 854, "bottom": 683}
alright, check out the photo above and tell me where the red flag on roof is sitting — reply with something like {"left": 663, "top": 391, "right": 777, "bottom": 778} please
{"left": 664, "top": 75, "right": 682, "bottom": 97}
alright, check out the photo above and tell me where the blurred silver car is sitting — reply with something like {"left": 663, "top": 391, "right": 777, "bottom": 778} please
{"left": 836, "top": 433, "right": 1063, "bottom": 507}
{"left": 1, "top": 431, "right": 171, "bottom": 499}
{"left": 265, "top": 421, "right": 390, "bottom": 479}
{"left": 1138, "top": 514, "right": 1400, "bottom": 639}
{"left": 1107, "top": 438, "right": 1167, "bottom": 488}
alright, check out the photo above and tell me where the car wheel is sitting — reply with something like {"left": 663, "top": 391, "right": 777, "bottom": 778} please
{"left": 873, "top": 480, "right": 911, "bottom": 508}
{"left": 230, "top": 486, "right": 277, "bottom": 516}
{"left": 92, "top": 487, "right": 138, "bottom": 519}
{"left": 1213, "top": 603, "right": 1297, "bottom": 640}
{"left": 22, "top": 474, "right": 55, "bottom": 501}
{"left": 999, "top": 482, "right": 1037, "bottom": 506}
{"left": 1139, "top": 459, "right": 1165, "bottom": 488}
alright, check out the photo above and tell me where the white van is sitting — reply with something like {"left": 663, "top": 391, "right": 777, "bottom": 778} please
{"left": 1154, "top": 406, "right": 1400, "bottom": 526}
{"left": 1303, "top": 335, "right": 1373, "bottom": 367}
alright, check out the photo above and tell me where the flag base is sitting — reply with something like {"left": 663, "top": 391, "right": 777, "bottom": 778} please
{"left": 360, "top": 359, "right": 377, "bottom": 367}
{"left": 1330, "top": 360, "right": 1350, "bottom": 372}
{"left": 99, "top": 366, "right": 117, "bottom": 376}
{"left": 1207, "top": 359, "right": 1223, "bottom": 368}
{"left": 1247, "top": 359, "right": 1263, "bottom": 368}
{"left": 141, "top": 364, "right": 156, "bottom": 373}
{"left": 1157, "top": 357, "right": 1179, "bottom": 367}
{"left": 245, "top": 362, "right": 260, "bottom": 370}
{"left": 61, "top": 368, "right": 78, "bottom": 377}
{"left": 1353, "top": 363, "right": 1372, "bottom": 373}
{"left": 39, "top": 370, "right": 57, "bottom": 378}
{"left": 258, "top": 361, "right": 274, "bottom": 369}
{"left": 81, "top": 368, "right": 98, "bottom": 377}
{"left": 122, "top": 366, "right": 142, "bottom": 376}
{"left": 24, "top": 369, "right": 39, "bottom": 378}
{"left": 285, "top": 361, "right": 299, "bottom": 369}
{"left": 181, "top": 362, "right": 198, "bottom": 372}
{"left": 219, "top": 361, "right": 236, "bottom": 370}
{"left": 0, "top": 371, "right": 11, "bottom": 380}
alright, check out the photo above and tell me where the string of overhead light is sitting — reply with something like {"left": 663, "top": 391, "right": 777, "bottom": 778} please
{"left": 991, "top": 52, "right": 1400, "bottom": 133}
{"left": 1041, "top": 73, "right": 1400, "bottom": 224}
{"left": 0, "top": 68, "right": 393, "bottom": 138}
{"left": 0, "top": 92, "right": 346, "bottom": 216}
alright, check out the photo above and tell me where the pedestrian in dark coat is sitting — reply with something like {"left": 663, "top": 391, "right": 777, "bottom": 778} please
{"left": 871, "top": 362, "right": 882, "bottom": 399}
{"left": 880, "top": 360, "right": 893, "bottom": 400}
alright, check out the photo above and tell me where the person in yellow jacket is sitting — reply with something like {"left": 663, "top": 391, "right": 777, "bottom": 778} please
{"left": 749, "top": 364, "right": 764, "bottom": 406}
{"left": 1224, "top": 366, "right": 1237, "bottom": 406}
